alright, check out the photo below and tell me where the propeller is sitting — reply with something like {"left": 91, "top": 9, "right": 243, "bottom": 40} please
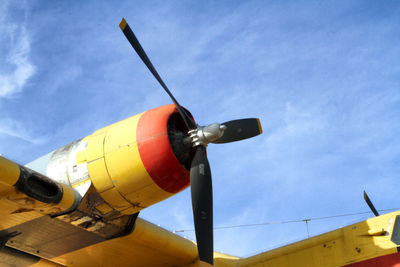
{"left": 119, "top": 18, "right": 262, "bottom": 266}
{"left": 118, "top": 18, "right": 195, "bottom": 130}
{"left": 213, "top": 118, "right": 262, "bottom": 144}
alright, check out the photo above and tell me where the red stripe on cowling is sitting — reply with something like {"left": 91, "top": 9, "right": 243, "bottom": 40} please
{"left": 137, "top": 104, "right": 190, "bottom": 194}
{"left": 343, "top": 252, "right": 400, "bottom": 266}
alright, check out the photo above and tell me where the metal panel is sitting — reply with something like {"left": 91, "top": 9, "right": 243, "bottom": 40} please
{"left": 1, "top": 216, "right": 105, "bottom": 259}
{"left": 0, "top": 246, "right": 40, "bottom": 267}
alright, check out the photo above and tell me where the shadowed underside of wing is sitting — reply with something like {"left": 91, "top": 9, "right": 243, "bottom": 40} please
{"left": 0, "top": 186, "right": 192, "bottom": 266}
{"left": 48, "top": 218, "right": 225, "bottom": 267}
{"left": 0, "top": 149, "right": 239, "bottom": 267}
{"left": 0, "top": 181, "right": 238, "bottom": 267}
{"left": 47, "top": 217, "right": 239, "bottom": 266}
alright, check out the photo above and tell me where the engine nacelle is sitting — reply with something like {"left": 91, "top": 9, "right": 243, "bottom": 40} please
{"left": 28, "top": 105, "right": 193, "bottom": 215}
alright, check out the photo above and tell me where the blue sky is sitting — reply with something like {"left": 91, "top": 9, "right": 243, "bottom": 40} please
{"left": 1, "top": 0, "right": 400, "bottom": 258}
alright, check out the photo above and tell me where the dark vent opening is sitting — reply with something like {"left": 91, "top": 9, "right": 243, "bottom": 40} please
{"left": 26, "top": 174, "right": 60, "bottom": 200}
{"left": 167, "top": 111, "right": 195, "bottom": 170}
{"left": 16, "top": 168, "right": 63, "bottom": 204}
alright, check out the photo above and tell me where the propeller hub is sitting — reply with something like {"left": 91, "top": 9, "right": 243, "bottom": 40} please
{"left": 188, "top": 123, "right": 227, "bottom": 147}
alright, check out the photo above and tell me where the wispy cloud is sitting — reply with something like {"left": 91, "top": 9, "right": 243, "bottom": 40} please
{"left": 0, "top": 118, "right": 46, "bottom": 144}
{"left": 0, "top": 1, "right": 35, "bottom": 98}
{"left": 0, "top": 2, "right": 43, "bottom": 147}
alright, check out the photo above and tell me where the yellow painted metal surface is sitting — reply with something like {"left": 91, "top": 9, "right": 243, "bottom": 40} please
{"left": 0, "top": 184, "right": 237, "bottom": 267}
{"left": 87, "top": 157, "right": 113, "bottom": 192}
{"left": 48, "top": 216, "right": 240, "bottom": 267}
{"left": 98, "top": 187, "right": 132, "bottom": 211}
{"left": 77, "top": 112, "right": 173, "bottom": 214}
{"left": 0, "top": 156, "right": 21, "bottom": 186}
{"left": 0, "top": 182, "right": 75, "bottom": 223}
{"left": 57, "top": 183, "right": 77, "bottom": 211}
{"left": 239, "top": 211, "right": 400, "bottom": 267}
{"left": 186, "top": 253, "right": 239, "bottom": 267}
{"left": 1, "top": 180, "right": 399, "bottom": 267}
{"left": 256, "top": 118, "right": 263, "bottom": 135}
{"left": 95, "top": 202, "right": 113, "bottom": 215}
{"left": 119, "top": 18, "right": 127, "bottom": 31}
{"left": 103, "top": 113, "right": 172, "bottom": 205}
{"left": 213, "top": 253, "right": 240, "bottom": 267}
{"left": 77, "top": 130, "right": 133, "bottom": 212}
{"left": 85, "top": 132, "right": 106, "bottom": 161}
{"left": 103, "top": 113, "right": 146, "bottom": 195}
{"left": 50, "top": 218, "right": 199, "bottom": 266}
{"left": 28, "top": 258, "right": 64, "bottom": 266}
{"left": 0, "top": 157, "right": 79, "bottom": 220}
{"left": 0, "top": 184, "right": 44, "bottom": 231}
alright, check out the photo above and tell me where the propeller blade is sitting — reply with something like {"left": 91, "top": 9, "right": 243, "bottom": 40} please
{"left": 212, "top": 118, "right": 262, "bottom": 144}
{"left": 119, "top": 18, "right": 196, "bottom": 130}
{"left": 364, "top": 191, "right": 379, "bottom": 217}
{"left": 190, "top": 146, "right": 213, "bottom": 265}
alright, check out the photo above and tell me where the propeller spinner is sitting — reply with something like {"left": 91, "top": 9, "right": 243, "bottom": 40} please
{"left": 119, "top": 18, "right": 262, "bottom": 266}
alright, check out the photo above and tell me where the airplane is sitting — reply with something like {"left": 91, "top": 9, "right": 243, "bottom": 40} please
{"left": 0, "top": 18, "right": 399, "bottom": 267}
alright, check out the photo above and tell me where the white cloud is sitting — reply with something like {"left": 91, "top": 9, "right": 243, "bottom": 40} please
{"left": 0, "top": 118, "right": 46, "bottom": 144}
{"left": 0, "top": 2, "right": 43, "bottom": 146}
{"left": 0, "top": 2, "right": 35, "bottom": 97}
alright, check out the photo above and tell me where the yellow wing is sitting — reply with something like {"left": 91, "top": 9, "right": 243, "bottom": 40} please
{"left": 0, "top": 184, "right": 237, "bottom": 266}
{"left": 2, "top": 155, "right": 400, "bottom": 267}
{"left": 0, "top": 155, "right": 237, "bottom": 267}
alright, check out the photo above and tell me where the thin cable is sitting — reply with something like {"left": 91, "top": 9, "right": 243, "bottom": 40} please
{"left": 173, "top": 208, "right": 399, "bottom": 233}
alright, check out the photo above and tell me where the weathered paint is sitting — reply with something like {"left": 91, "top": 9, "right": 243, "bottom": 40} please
{"left": 26, "top": 140, "right": 91, "bottom": 197}
{"left": 75, "top": 104, "right": 191, "bottom": 215}
{"left": 0, "top": 156, "right": 80, "bottom": 216}
{"left": 23, "top": 105, "right": 191, "bottom": 216}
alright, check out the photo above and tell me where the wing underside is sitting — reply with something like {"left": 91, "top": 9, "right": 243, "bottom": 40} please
{"left": 0, "top": 182, "right": 198, "bottom": 266}
{"left": 0, "top": 158, "right": 237, "bottom": 267}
